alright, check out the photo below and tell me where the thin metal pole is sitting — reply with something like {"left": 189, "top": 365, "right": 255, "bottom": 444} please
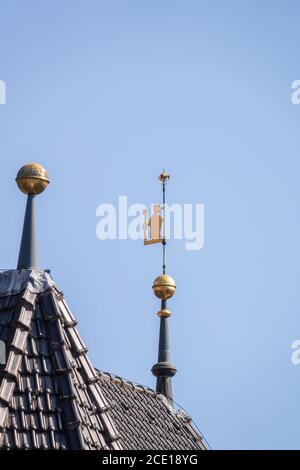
{"left": 162, "top": 173, "right": 166, "bottom": 275}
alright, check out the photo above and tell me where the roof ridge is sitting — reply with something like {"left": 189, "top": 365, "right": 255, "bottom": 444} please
{"left": 96, "top": 369, "right": 158, "bottom": 397}
{"left": 96, "top": 370, "right": 195, "bottom": 416}
{"left": 43, "top": 286, "right": 123, "bottom": 450}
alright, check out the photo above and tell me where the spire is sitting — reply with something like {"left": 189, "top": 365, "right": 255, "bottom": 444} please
{"left": 145, "top": 170, "right": 177, "bottom": 405}
{"left": 16, "top": 163, "right": 49, "bottom": 269}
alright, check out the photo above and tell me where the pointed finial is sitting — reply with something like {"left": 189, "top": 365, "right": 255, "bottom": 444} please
{"left": 16, "top": 163, "right": 49, "bottom": 270}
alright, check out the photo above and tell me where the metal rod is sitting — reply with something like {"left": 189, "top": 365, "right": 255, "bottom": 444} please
{"left": 162, "top": 172, "right": 166, "bottom": 275}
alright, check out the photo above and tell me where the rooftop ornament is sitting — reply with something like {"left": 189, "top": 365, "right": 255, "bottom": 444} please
{"left": 144, "top": 170, "right": 177, "bottom": 405}
{"left": 16, "top": 163, "right": 49, "bottom": 270}
{"left": 16, "top": 163, "right": 49, "bottom": 195}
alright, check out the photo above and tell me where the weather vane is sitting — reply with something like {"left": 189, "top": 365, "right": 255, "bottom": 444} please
{"left": 145, "top": 169, "right": 177, "bottom": 404}
{"left": 143, "top": 169, "right": 170, "bottom": 274}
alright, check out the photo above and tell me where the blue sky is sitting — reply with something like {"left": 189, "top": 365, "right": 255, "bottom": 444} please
{"left": 1, "top": 0, "right": 300, "bottom": 449}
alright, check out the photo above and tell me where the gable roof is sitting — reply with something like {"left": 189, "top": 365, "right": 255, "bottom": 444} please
{"left": 0, "top": 270, "right": 207, "bottom": 450}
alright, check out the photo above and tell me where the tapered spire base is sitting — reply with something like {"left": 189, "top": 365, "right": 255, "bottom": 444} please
{"left": 17, "top": 195, "right": 37, "bottom": 269}
{"left": 151, "top": 303, "right": 177, "bottom": 405}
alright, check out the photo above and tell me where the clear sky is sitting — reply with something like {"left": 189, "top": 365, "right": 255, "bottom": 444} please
{"left": 0, "top": 0, "right": 300, "bottom": 450}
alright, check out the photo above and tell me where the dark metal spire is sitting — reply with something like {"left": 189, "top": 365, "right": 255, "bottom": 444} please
{"left": 17, "top": 194, "right": 37, "bottom": 269}
{"left": 151, "top": 170, "right": 177, "bottom": 405}
{"left": 16, "top": 163, "right": 49, "bottom": 270}
{"left": 151, "top": 299, "right": 177, "bottom": 403}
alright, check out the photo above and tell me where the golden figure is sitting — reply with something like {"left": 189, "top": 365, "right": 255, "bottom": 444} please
{"left": 144, "top": 205, "right": 163, "bottom": 245}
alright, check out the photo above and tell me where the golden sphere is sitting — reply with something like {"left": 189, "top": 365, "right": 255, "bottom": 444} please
{"left": 16, "top": 163, "right": 49, "bottom": 195}
{"left": 152, "top": 274, "right": 176, "bottom": 300}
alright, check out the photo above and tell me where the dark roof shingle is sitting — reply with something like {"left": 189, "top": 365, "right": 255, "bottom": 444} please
{"left": 97, "top": 371, "right": 207, "bottom": 450}
{"left": 0, "top": 270, "right": 207, "bottom": 450}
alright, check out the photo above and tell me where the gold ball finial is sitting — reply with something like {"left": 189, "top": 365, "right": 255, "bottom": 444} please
{"left": 16, "top": 163, "right": 50, "bottom": 195}
{"left": 152, "top": 274, "right": 176, "bottom": 300}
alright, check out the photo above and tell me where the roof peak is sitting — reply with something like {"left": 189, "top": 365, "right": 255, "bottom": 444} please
{"left": 0, "top": 269, "right": 54, "bottom": 297}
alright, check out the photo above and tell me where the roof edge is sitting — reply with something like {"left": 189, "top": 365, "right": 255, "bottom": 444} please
{"left": 97, "top": 370, "right": 156, "bottom": 394}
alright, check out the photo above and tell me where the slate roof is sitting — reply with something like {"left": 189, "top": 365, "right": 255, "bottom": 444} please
{"left": 0, "top": 270, "right": 207, "bottom": 450}
{"left": 97, "top": 371, "right": 207, "bottom": 450}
